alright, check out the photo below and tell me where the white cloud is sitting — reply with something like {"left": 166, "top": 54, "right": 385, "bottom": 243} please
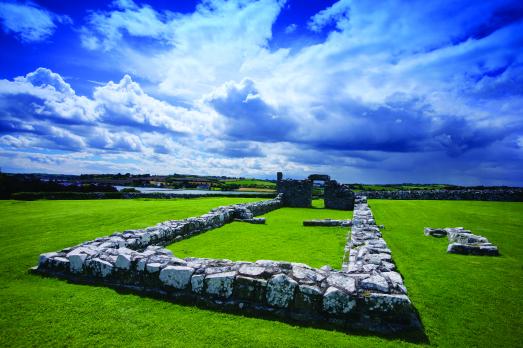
{"left": 0, "top": 1, "right": 71, "bottom": 42}
{"left": 284, "top": 23, "right": 297, "bottom": 34}
{"left": 1, "top": 1, "right": 522, "bottom": 184}
{"left": 79, "top": 0, "right": 286, "bottom": 99}
{"left": 0, "top": 68, "right": 219, "bottom": 156}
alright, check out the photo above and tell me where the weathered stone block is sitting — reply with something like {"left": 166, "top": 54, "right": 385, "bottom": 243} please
{"left": 364, "top": 293, "right": 411, "bottom": 313}
{"left": 67, "top": 249, "right": 88, "bottom": 273}
{"left": 323, "top": 287, "right": 356, "bottom": 314}
{"left": 205, "top": 271, "right": 236, "bottom": 298}
{"left": 115, "top": 253, "right": 132, "bottom": 270}
{"left": 191, "top": 274, "right": 205, "bottom": 294}
{"left": 159, "top": 266, "right": 194, "bottom": 289}
{"left": 88, "top": 258, "right": 113, "bottom": 278}
{"left": 234, "top": 275, "right": 267, "bottom": 302}
{"left": 238, "top": 265, "right": 265, "bottom": 277}
{"left": 266, "top": 274, "right": 298, "bottom": 308}
{"left": 326, "top": 273, "right": 356, "bottom": 293}
{"left": 360, "top": 274, "right": 389, "bottom": 293}
{"left": 38, "top": 252, "right": 59, "bottom": 267}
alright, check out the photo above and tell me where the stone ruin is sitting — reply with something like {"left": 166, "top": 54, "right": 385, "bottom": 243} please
{"left": 31, "top": 185, "right": 422, "bottom": 335}
{"left": 276, "top": 172, "right": 355, "bottom": 210}
{"left": 425, "top": 227, "right": 499, "bottom": 256}
{"left": 303, "top": 219, "right": 352, "bottom": 227}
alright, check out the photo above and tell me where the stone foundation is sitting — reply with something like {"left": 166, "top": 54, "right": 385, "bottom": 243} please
{"left": 424, "top": 227, "right": 499, "bottom": 256}
{"left": 32, "top": 194, "right": 421, "bottom": 335}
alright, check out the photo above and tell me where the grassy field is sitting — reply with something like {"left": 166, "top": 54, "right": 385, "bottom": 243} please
{"left": 369, "top": 200, "right": 523, "bottom": 347}
{"left": 0, "top": 198, "right": 522, "bottom": 347}
{"left": 168, "top": 200, "right": 350, "bottom": 269}
{"left": 221, "top": 179, "right": 276, "bottom": 187}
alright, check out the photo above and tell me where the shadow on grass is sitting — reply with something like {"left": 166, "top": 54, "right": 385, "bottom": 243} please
{"left": 31, "top": 270, "right": 429, "bottom": 345}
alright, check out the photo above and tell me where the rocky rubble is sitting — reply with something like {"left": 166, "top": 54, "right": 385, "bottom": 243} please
{"left": 32, "top": 194, "right": 421, "bottom": 334}
{"left": 424, "top": 227, "right": 499, "bottom": 256}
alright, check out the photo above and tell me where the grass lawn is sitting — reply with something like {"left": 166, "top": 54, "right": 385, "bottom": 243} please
{"left": 221, "top": 179, "right": 276, "bottom": 188}
{"left": 168, "top": 200, "right": 351, "bottom": 269}
{"left": 0, "top": 198, "right": 521, "bottom": 347}
{"left": 369, "top": 200, "right": 523, "bottom": 348}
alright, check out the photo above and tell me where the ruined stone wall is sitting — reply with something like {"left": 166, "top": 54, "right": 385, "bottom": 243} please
{"left": 324, "top": 180, "right": 355, "bottom": 210}
{"left": 33, "top": 194, "right": 421, "bottom": 334}
{"left": 36, "top": 249, "right": 420, "bottom": 334}
{"left": 358, "top": 189, "right": 523, "bottom": 201}
{"left": 276, "top": 179, "right": 312, "bottom": 208}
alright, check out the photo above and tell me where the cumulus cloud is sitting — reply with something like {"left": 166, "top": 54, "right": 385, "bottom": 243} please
{"left": 79, "top": 0, "right": 286, "bottom": 99}
{"left": 0, "top": 67, "right": 98, "bottom": 125}
{"left": 0, "top": 68, "right": 216, "bottom": 155}
{"left": 0, "top": 1, "right": 71, "bottom": 42}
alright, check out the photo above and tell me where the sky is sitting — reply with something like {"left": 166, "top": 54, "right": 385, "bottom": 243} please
{"left": 0, "top": 0, "right": 522, "bottom": 185}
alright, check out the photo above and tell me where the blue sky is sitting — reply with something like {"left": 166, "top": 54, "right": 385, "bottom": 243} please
{"left": 0, "top": 0, "right": 522, "bottom": 185}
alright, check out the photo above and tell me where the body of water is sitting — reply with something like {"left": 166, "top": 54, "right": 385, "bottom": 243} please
{"left": 114, "top": 186, "right": 266, "bottom": 195}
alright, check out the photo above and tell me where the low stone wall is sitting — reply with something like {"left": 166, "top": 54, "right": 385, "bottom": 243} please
{"left": 32, "top": 193, "right": 421, "bottom": 334}
{"left": 424, "top": 227, "right": 499, "bottom": 256}
{"left": 358, "top": 189, "right": 523, "bottom": 201}
{"left": 36, "top": 248, "right": 420, "bottom": 334}
{"left": 342, "top": 197, "right": 407, "bottom": 295}
{"left": 303, "top": 219, "right": 351, "bottom": 227}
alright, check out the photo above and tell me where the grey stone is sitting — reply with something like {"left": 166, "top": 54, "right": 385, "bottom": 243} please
{"left": 115, "top": 253, "right": 132, "bottom": 270}
{"left": 292, "top": 266, "right": 324, "bottom": 282}
{"left": 191, "top": 274, "right": 205, "bottom": 294}
{"left": 89, "top": 258, "right": 113, "bottom": 277}
{"left": 146, "top": 262, "right": 162, "bottom": 273}
{"left": 238, "top": 265, "right": 265, "bottom": 277}
{"left": 360, "top": 274, "right": 389, "bottom": 293}
{"left": 323, "top": 287, "right": 356, "bottom": 314}
{"left": 424, "top": 227, "right": 448, "bottom": 237}
{"left": 67, "top": 249, "right": 88, "bottom": 273}
{"left": 365, "top": 293, "right": 411, "bottom": 313}
{"left": 38, "top": 252, "right": 59, "bottom": 267}
{"left": 266, "top": 274, "right": 298, "bottom": 308}
{"left": 159, "top": 266, "right": 194, "bottom": 289}
{"left": 382, "top": 271, "right": 402, "bottom": 285}
{"left": 326, "top": 273, "right": 356, "bottom": 293}
{"left": 205, "top": 271, "right": 236, "bottom": 298}
{"left": 234, "top": 276, "right": 267, "bottom": 302}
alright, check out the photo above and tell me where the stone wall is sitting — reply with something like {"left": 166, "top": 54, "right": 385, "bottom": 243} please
{"left": 358, "top": 189, "right": 523, "bottom": 201}
{"left": 303, "top": 219, "right": 351, "bottom": 227}
{"left": 32, "top": 194, "right": 421, "bottom": 335}
{"left": 276, "top": 179, "right": 312, "bottom": 208}
{"left": 324, "top": 180, "right": 355, "bottom": 210}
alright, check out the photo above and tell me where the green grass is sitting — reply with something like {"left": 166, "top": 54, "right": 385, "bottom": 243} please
{"left": 221, "top": 179, "right": 276, "bottom": 188}
{"left": 168, "top": 200, "right": 351, "bottom": 269}
{"left": 369, "top": 200, "right": 523, "bottom": 347}
{"left": 1, "top": 198, "right": 522, "bottom": 347}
